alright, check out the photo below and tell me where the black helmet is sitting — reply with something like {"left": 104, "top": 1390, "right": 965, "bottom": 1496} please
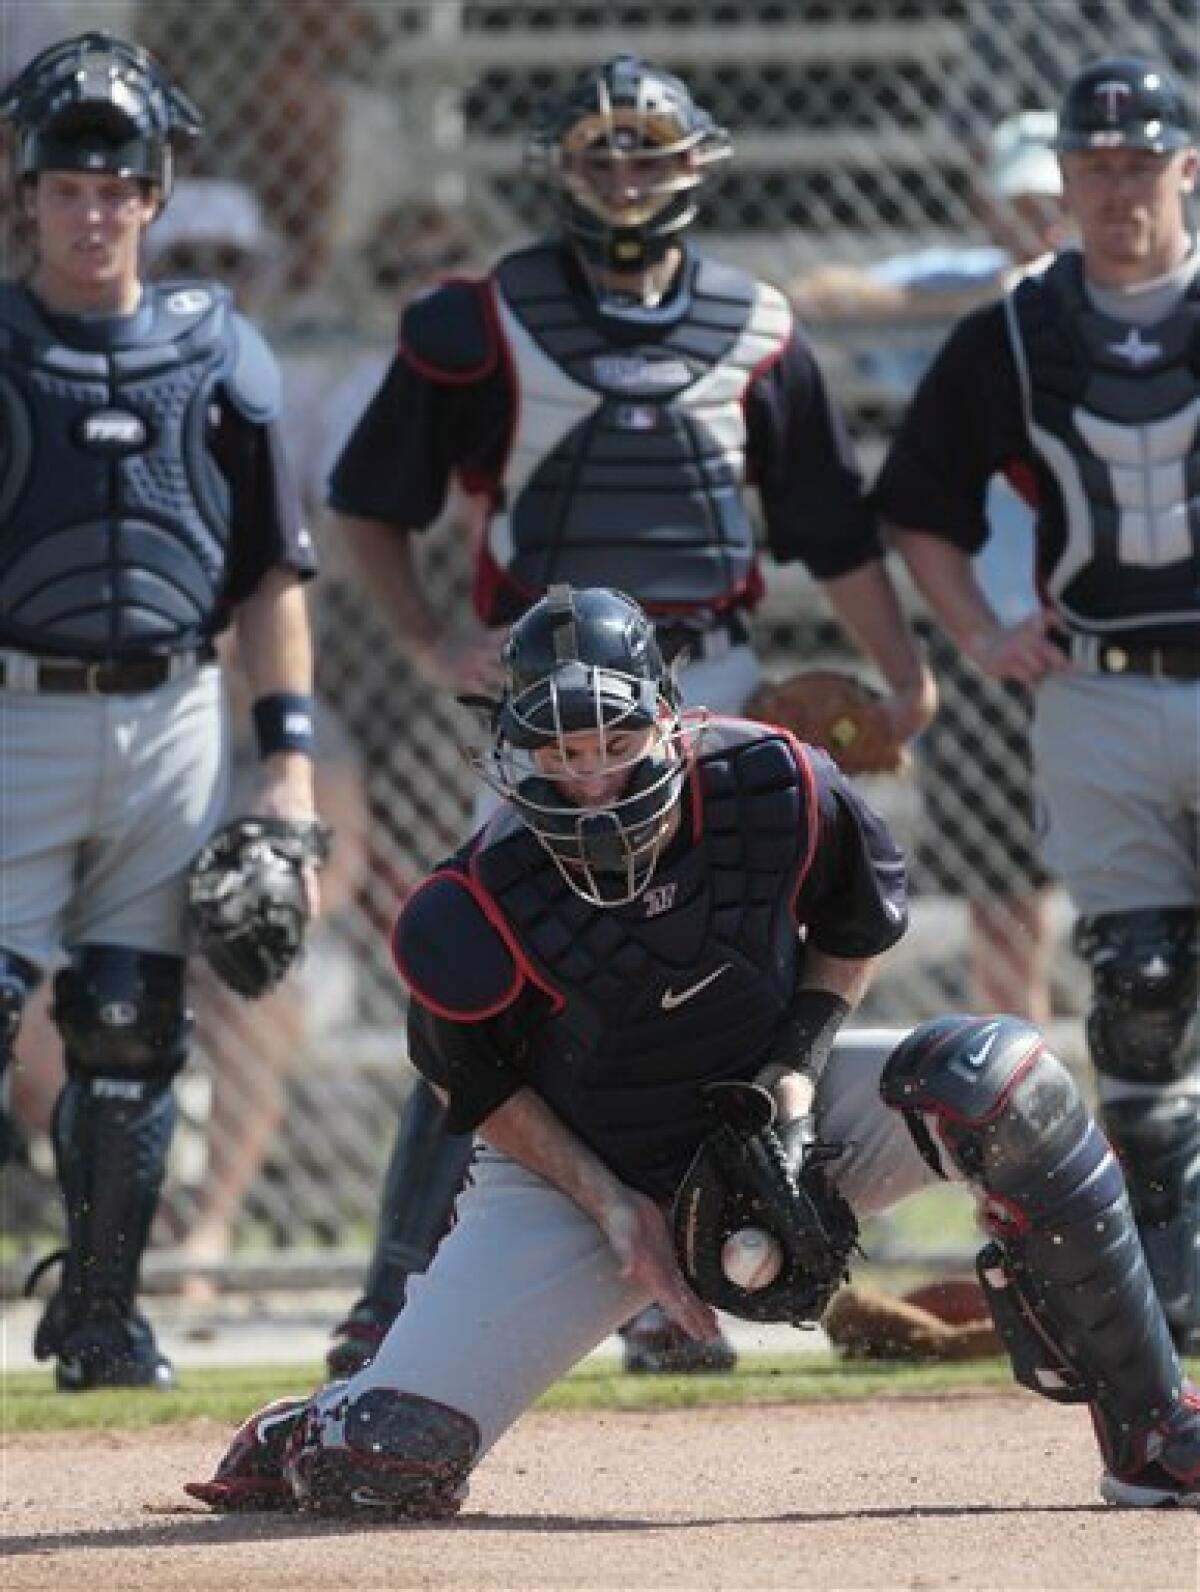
{"left": 473, "top": 585, "right": 687, "bottom": 906}
{"left": 526, "top": 54, "right": 731, "bottom": 284}
{"left": 0, "top": 32, "right": 203, "bottom": 193}
{"left": 1054, "top": 56, "right": 1194, "bottom": 154}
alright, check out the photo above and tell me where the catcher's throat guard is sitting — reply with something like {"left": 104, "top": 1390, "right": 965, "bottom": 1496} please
{"left": 187, "top": 816, "right": 331, "bottom": 1000}
{"left": 671, "top": 1080, "right": 858, "bottom": 1325}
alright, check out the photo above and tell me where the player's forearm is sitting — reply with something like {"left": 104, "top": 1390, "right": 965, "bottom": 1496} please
{"left": 886, "top": 527, "right": 1000, "bottom": 658}
{"left": 333, "top": 513, "right": 442, "bottom": 665}
{"left": 233, "top": 568, "right": 317, "bottom": 815}
{"left": 817, "top": 559, "right": 937, "bottom": 738}
{"left": 477, "top": 1084, "right": 630, "bottom": 1228}
{"left": 755, "top": 949, "right": 877, "bottom": 1119}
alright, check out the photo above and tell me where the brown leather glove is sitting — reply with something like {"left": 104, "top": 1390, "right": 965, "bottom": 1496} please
{"left": 822, "top": 1280, "right": 1001, "bottom": 1362}
{"left": 745, "top": 670, "right": 908, "bottom": 776}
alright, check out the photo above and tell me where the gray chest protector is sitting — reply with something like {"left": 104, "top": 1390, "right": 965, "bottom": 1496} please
{"left": 1007, "top": 254, "right": 1200, "bottom": 637}
{"left": 488, "top": 245, "right": 792, "bottom": 610}
{"left": 472, "top": 726, "right": 817, "bottom": 1194}
{"left": 0, "top": 280, "right": 275, "bottom": 656}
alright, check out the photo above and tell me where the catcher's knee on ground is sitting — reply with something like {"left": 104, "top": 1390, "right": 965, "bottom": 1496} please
{"left": 284, "top": 1385, "right": 480, "bottom": 1518}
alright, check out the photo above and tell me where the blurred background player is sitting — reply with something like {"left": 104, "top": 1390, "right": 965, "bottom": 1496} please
{"left": 323, "top": 53, "right": 936, "bottom": 1378}
{"left": 880, "top": 56, "right": 1200, "bottom": 1350}
{"left": 0, "top": 32, "right": 320, "bottom": 1388}
{"left": 793, "top": 109, "right": 1071, "bottom": 1026}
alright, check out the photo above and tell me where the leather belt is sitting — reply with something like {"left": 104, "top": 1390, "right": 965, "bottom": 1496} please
{"left": 655, "top": 613, "right": 751, "bottom": 665}
{"left": 1055, "top": 634, "right": 1200, "bottom": 681}
{"left": 0, "top": 643, "right": 217, "bottom": 695}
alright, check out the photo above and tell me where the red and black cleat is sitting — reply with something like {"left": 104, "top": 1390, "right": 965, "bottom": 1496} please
{"left": 185, "top": 1396, "right": 312, "bottom": 1511}
{"left": 1099, "top": 1386, "right": 1200, "bottom": 1508}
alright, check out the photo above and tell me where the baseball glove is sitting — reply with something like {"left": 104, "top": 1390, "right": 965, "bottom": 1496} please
{"left": 745, "top": 670, "right": 907, "bottom": 776}
{"left": 823, "top": 1280, "right": 1001, "bottom": 1362}
{"left": 671, "top": 1080, "right": 858, "bottom": 1326}
{"left": 187, "top": 817, "right": 332, "bottom": 1000}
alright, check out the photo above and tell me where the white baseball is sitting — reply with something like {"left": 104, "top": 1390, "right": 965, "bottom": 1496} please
{"left": 720, "top": 1226, "right": 783, "bottom": 1290}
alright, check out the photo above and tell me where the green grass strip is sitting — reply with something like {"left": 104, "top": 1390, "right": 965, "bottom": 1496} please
{"left": 6, "top": 1350, "right": 1196, "bottom": 1434}
{"left": 0, "top": 1353, "right": 1016, "bottom": 1433}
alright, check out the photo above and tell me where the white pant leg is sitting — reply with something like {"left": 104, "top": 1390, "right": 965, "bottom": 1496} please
{"left": 352, "top": 1146, "right": 649, "bottom": 1456}
{"left": 816, "top": 1028, "right": 962, "bottom": 1215}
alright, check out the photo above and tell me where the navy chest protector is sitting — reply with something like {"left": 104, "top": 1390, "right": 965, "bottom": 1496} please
{"left": 0, "top": 281, "right": 270, "bottom": 655}
{"left": 469, "top": 725, "right": 817, "bottom": 1194}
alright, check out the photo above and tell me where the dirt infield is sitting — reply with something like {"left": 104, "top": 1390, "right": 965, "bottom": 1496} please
{"left": 5, "top": 1395, "right": 1197, "bottom": 1590}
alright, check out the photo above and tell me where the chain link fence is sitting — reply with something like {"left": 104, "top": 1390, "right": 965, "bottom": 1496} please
{"left": 3, "top": 1, "right": 1195, "bottom": 1281}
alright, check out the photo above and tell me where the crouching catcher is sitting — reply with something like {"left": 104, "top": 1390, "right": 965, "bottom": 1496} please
{"left": 186, "top": 586, "right": 1200, "bottom": 1519}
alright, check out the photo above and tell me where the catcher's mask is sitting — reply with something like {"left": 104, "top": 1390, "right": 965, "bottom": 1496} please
{"left": 1053, "top": 56, "right": 1194, "bottom": 155}
{"left": 525, "top": 54, "right": 731, "bottom": 309}
{"left": 469, "top": 585, "right": 688, "bottom": 907}
{"left": 0, "top": 31, "right": 203, "bottom": 198}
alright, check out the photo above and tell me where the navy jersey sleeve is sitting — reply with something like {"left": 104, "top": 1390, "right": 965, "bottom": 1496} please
{"left": 873, "top": 303, "right": 1029, "bottom": 554}
{"left": 327, "top": 279, "right": 510, "bottom": 530}
{"left": 211, "top": 406, "right": 316, "bottom": 606}
{"left": 745, "top": 324, "right": 880, "bottom": 577}
{"left": 794, "top": 748, "right": 908, "bottom": 959}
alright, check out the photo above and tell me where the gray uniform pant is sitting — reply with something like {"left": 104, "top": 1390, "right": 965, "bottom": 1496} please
{"left": 0, "top": 664, "right": 228, "bottom": 968}
{"left": 353, "top": 1029, "right": 943, "bottom": 1456}
{"left": 1031, "top": 670, "right": 1200, "bottom": 1110}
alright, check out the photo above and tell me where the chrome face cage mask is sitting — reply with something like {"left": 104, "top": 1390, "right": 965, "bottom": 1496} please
{"left": 470, "top": 667, "right": 690, "bottom": 907}
{"left": 525, "top": 74, "right": 731, "bottom": 308}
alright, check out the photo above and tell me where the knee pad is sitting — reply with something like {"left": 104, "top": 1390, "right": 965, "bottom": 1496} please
{"left": 1077, "top": 909, "right": 1200, "bottom": 1086}
{"left": 880, "top": 1013, "right": 1108, "bottom": 1218}
{"left": 284, "top": 1385, "right": 479, "bottom": 1519}
{"left": 883, "top": 1015, "right": 1183, "bottom": 1430}
{"left": 52, "top": 946, "right": 191, "bottom": 1087}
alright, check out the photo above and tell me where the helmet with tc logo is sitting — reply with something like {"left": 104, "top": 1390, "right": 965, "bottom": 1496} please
{"left": 1054, "top": 56, "right": 1194, "bottom": 154}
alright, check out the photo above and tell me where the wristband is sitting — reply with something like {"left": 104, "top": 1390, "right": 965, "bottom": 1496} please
{"left": 767, "top": 988, "right": 851, "bottom": 1085}
{"left": 252, "top": 692, "right": 316, "bottom": 758}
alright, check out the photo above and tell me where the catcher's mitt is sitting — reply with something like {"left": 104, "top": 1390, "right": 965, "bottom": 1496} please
{"left": 188, "top": 817, "right": 332, "bottom": 1000}
{"left": 671, "top": 1081, "right": 858, "bottom": 1325}
{"left": 823, "top": 1280, "right": 1001, "bottom": 1363}
{"left": 745, "top": 670, "right": 907, "bottom": 776}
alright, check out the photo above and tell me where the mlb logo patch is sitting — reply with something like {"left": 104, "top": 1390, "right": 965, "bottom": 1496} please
{"left": 616, "top": 404, "right": 659, "bottom": 431}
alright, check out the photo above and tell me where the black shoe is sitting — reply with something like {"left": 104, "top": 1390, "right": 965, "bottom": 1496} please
{"left": 620, "top": 1304, "right": 738, "bottom": 1375}
{"left": 53, "top": 1306, "right": 174, "bottom": 1391}
{"left": 325, "top": 1295, "right": 398, "bottom": 1379}
{"left": 1100, "top": 1389, "right": 1200, "bottom": 1508}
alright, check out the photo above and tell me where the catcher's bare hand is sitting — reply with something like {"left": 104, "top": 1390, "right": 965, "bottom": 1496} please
{"left": 599, "top": 1186, "right": 719, "bottom": 1342}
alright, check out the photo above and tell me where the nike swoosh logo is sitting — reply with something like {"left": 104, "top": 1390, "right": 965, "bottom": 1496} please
{"left": 965, "top": 1028, "right": 1000, "bottom": 1069}
{"left": 661, "top": 964, "right": 730, "bottom": 1011}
